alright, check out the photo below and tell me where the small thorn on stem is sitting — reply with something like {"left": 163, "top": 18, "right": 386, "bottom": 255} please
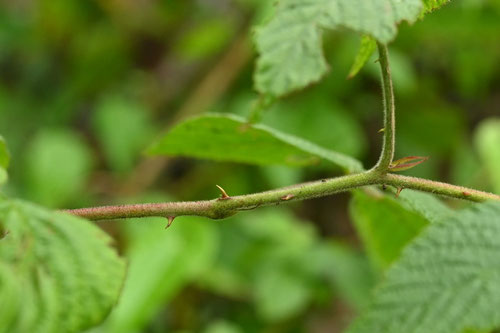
{"left": 281, "top": 194, "right": 295, "bottom": 201}
{"left": 462, "top": 191, "right": 471, "bottom": 197}
{"left": 374, "top": 58, "right": 381, "bottom": 63}
{"left": 165, "top": 216, "right": 175, "bottom": 229}
{"left": 378, "top": 128, "right": 385, "bottom": 133}
{"left": 216, "top": 185, "right": 230, "bottom": 200}
{"left": 395, "top": 187, "right": 404, "bottom": 198}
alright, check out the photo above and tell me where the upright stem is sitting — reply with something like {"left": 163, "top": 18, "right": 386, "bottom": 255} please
{"left": 373, "top": 43, "right": 396, "bottom": 172}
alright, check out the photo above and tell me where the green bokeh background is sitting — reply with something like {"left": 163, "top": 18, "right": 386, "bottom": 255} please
{"left": 0, "top": 1, "right": 499, "bottom": 332}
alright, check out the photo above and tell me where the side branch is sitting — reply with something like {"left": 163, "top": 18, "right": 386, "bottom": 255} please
{"left": 65, "top": 170, "right": 500, "bottom": 221}
{"left": 373, "top": 43, "right": 396, "bottom": 172}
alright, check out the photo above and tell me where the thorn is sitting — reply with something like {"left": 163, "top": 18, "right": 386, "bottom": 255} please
{"left": 378, "top": 128, "right": 385, "bottom": 133}
{"left": 216, "top": 185, "right": 230, "bottom": 200}
{"left": 462, "top": 191, "right": 471, "bottom": 197}
{"left": 281, "top": 194, "right": 295, "bottom": 201}
{"left": 165, "top": 216, "right": 175, "bottom": 229}
{"left": 374, "top": 58, "right": 380, "bottom": 63}
{"left": 395, "top": 187, "right": 404, "bottom": 198}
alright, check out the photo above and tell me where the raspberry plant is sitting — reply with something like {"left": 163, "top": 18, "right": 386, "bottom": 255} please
{"left": 1, "top": 1, "right": 500, "bottom": 332}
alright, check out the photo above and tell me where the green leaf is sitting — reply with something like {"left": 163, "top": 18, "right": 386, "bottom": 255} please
{"left": 475, "top": 118, "right": 500, "bottom": 193}
{"left": 349, "top": 191, "right": 430, "bottom": 271}
{"left": 422, "top": 0, "right": 450, "bottom": 14}
{"left": 0, "top": 136, "right": 9, "bottom": 186}
{"left": 318, "top": 242, "right": 376, "bottom": 311}
{"left": 0, "top": 198, "right": 126, "bottom": 333}
{"left": 254, "top": 0, "right": 422, "bottom": 96}
{"left": 348, "top": 36, "right": 377, "bottom": 79}
{"left": 255, "top": 266, "right": 310, "bottom": 321}
{"left": 148, "top": 114, "right": 363, "bottom": 173}
{"left": 348, "top": 202, "right": 500, "bottom": 333}
{"left": 397, "top": 189, "right": 453, "bottom": 224}
{"left": 0, "top": 135, "right": 9, "bottom": 170}
{"left": 93, "top": 96, "right": 156, "bottom": 174}
{"left": 96, "top": 200, "right": 218, "bottom": 333}
{"left": 24, "top": 130, "right": 94, "bottom": 207}
{"left": 0, "top": 169, "right": 7, "bottom": 187}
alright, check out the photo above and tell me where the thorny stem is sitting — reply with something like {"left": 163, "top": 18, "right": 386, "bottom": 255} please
{"left": 64, "top": 43, "right": 500, "bottom": 221}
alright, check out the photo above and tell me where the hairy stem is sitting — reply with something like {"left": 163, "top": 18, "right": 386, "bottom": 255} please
{"left": 65, "top": 170, "right": 500, "bottom": 221}
{"left": 382, "top": 174, "right": 500, "bottom": 202}
{"left": 373, "top": 42, "right": 396, "bottom": 172}
{"left": 65, "top": 171, "right": 380, "bottom": 220}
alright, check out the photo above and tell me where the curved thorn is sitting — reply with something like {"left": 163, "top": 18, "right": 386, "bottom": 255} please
{"left": 165, "top": 216, "right": 175, "bottom": 229}
{"left": 216, "top": 185, "right": 230, "bottom": 200}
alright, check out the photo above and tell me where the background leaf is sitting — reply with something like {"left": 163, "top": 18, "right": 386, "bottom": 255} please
{"left": 474, "top": 118, "right": 500, "bottom": 194}
{"left": 95, "top": 209, "right": 218, "bottom": 333}
{"left": 349, "top": 190, "right": 431, "bottom": 271}
{"left": 0, "top": 136, "right": 9, "bottom": 186}
{"left": 0, "top": 198, "right": 126, "bottom": 333}
{"left": 0, "top": 135, "right": 9, "bottom": 170}
{"left": 348, "top": 202, "right": 500, "bottom": 333}
{"left": 348, "top": 36, "right": 377, "bottom": 79}
{"left": 254, "top": 0, "right": 422, "bottom": 96}
{"left": 148, "top": 114, "right": 363, "bottom": 173}
{"left": 23, "top": 129, "right": 94, "bottom": 207}
{"left": 93, "top": 96, "right": 156, "bottom": 174}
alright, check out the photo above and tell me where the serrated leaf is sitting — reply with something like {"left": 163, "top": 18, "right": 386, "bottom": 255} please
{"left": 475, "top": 118, "right": 500, "bottom": 193}
{"left": 422, "top": 0, "right": 450, "bottom": 14}
{"left": 348, "top": 202, "right": 500, "bottom": 333}
{"left": 148, "top": 114, "right": 363, "bottom": 173}
{"left": 348, "top": 36, "right": 377, "bottom": 79}
{"left": 0, "top": 198, "right": 126, "bottom": 333}
{"left": 254, "top": 0, "right": 422, "bottom": 97}
{"left": 349, "top": 191, "right": 429, "bottom": 271}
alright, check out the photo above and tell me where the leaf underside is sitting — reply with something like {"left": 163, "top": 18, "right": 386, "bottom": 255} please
{"left": 348, "top": 202, "right": 500, "bottom": 333}
{"left": 0, "top": 199, "right": 126, "bottom": 333}
{"left": 147, "top": 114, "right": 363, "bottom": 173}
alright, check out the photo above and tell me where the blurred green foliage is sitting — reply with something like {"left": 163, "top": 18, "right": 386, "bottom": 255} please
{"left": 0, "top": 0, "right": 499, "bottom": 332}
